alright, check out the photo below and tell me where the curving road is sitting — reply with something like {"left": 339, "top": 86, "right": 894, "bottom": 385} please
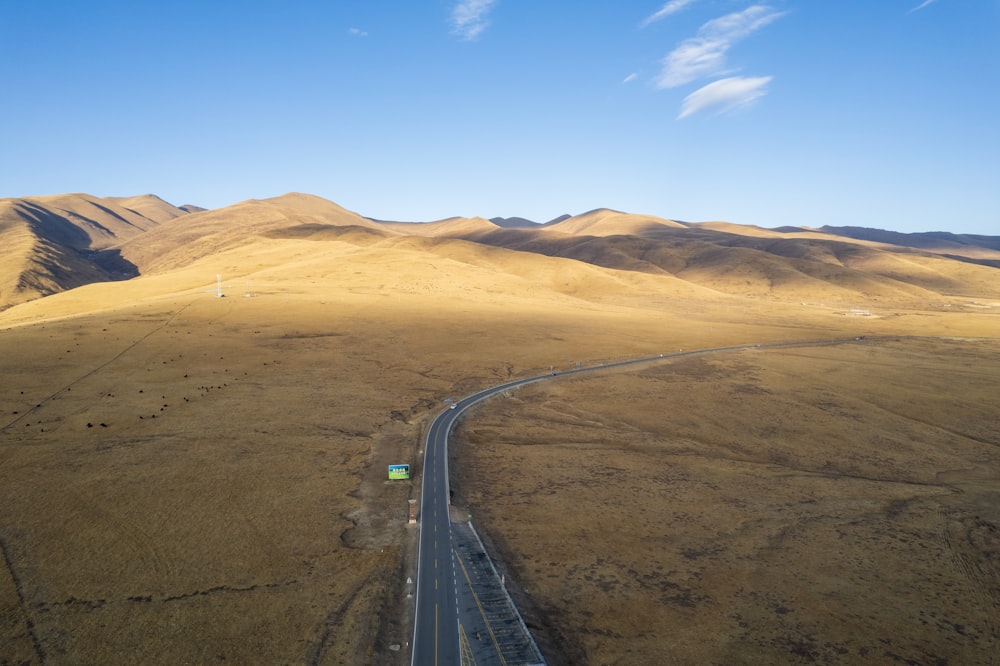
{"left": 410, "top": 337, "right": 865, "bottom": 665}
{"left": 411, "top": 374, "right": 550, "bottom": 665}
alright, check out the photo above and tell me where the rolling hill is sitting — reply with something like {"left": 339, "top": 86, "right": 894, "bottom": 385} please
{"left": 0, "top": 194, "right": 188, "bottom": 308}
{"left": 1, "top": 190, "right": 998, "bottom": 665}
{"left": 2, "top": 191, "right": 999, "bottom": 314}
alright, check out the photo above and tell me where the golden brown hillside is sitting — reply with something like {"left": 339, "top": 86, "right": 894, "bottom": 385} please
{"left": 819, "top": 225, "right": 1000, "bottom": 261}
{"left": 543, "top": 207, "right": 687, "bottom": 236}
{"left": 0, "top": 194, "right": 183, "bottom": 309}
{"left": 434, "top": 223, "right": 1000, "bottom": 305}
{"left": 105, "top": 194, "right": 192, "bottom": 224}
{"left": 380, "top": 216, "right": 499, "bottom": 238}
{"left": 115, "top": 193, "right": 384, "bottom": 274}
{"left": 0, "top": 191, "right": 997, "bottom": 664}
{"left": 5, "top": 192, "right": 1000, "bottom": 313}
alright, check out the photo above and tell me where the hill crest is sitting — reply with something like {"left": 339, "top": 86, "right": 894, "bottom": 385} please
{"left": 2, "top": 191, "right": 998, "bottom": 312}
{"left": 544, "top": 208, "right": 687, "bottom": 237}
{"left": 0, "top": 193, "right": 193, "bottom": 308}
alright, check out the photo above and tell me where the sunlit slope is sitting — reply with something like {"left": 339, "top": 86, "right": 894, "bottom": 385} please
{"left": 699, "top": 220, "right": 1000, "bottom": 267}
{"left": 16, "top": 193, "right": 167, "bottom": 244}
{"left": 379, "top": 209, "right": 686, "bottom": 241}
{"left": 108, "top": 195, "right": 713, "bottom": 308}
{"left": 819, "top": 225, "right": 1000, "bottom": 262}
{"left": 543, "top": 208, "right": 687, "bottom": 236}
{"left": 116, "top": 193, "right": 388, "bottom": 274}
{"left": 687, "top": 225, "right": 1000, "bottom": 299}
{"left": 0, "top": 194, "right": 177, "bottom": 308}
{"left": 0, "top": 220, "right": 732, "bottom": 332}
{"left": 106, "top": 194, "right": 192, "bottom": 224}
{"left": 678, "top": 229, "right": 1000, "bottom": 300}
{"left": 6, "top": 191, "right": 1000, "bottom": 313}
{"left": 379, "top": 216, "right": 500, "bottom": 237}
{"left": 439, "top": 221, "right": 1000, "bottom": 303}
{"left": 0, "top": 200, "right": 46, "bottom": 307}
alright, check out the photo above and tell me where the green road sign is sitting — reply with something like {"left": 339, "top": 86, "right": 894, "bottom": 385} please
{"left": 388, "top": 464, "right": 410, "bottom": 480}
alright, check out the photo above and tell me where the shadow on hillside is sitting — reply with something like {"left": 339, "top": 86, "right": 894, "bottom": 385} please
{"left": 940, "top": 254, "right": 1000, "bottom": 269}
{"left": 18, "top": 200, "right": 141, "bottom": 281}
{"left": 88, "top": 248, "right": 140, "bottom": 280}
{"left": 20, "top": 200, "right": 94, "bottom": 249}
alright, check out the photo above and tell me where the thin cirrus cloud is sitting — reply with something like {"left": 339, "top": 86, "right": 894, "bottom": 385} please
{"left": 909, "top": 0, "right": 939, "bottom": 12}
{"left": 450, "top": 0, "right": 499, "bottom": 41}
{"left": 654, "top": 4, "right": 787, "bottom": 89}
{"left": 640, "top": 0, "right": 699, "bottom": 28}
{"left": 678, "top": 75, "right": 772, "bottom": 119}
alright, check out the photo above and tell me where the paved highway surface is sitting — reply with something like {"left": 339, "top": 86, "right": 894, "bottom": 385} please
{"left": 411, "top": 376, "right": 547, "bottom": 665}
{"left": 410, "top": 337, "right": 864, "bottom": 665}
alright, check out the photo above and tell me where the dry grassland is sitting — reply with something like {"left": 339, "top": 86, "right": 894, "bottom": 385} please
{"left": 0, "top": 207, "right": 997, "bottom": 664}
{"left": 0, "top": 298, "right": 408, "bottom": 664}
{"left": 0, "top": 259, "right": 836, "bottom": 664}
{"left": 453, "top": 335, "right": 1000, "bottom": 665}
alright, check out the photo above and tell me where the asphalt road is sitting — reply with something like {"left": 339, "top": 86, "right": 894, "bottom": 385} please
{"left": 411, "top": 378, "right": 545, "bottom": 666}
{"left": 410, "top": 337, "right": 864, "bottom": 665}
{"left": 411, "top": 402, "right": 461, "bottom": 666}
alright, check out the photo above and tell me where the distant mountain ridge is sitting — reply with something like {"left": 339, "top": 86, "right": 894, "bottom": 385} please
{"left": 2, "top": 191, "right": 998, "bottom": 311}
{"left": 490, "top": 216, "right": 539, "bottom": 229}
{"left": 486, "top": 215, "right": 574, "bottom": 228}
{"left": 817, "top": 225, "right": 1000, "bottom": 263}
{"left": 819, "top": 225, "right": 1000, "bottom": 250}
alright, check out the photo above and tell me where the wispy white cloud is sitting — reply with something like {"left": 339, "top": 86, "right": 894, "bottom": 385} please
{"left": 657, "top": 39, "right": 730, "bottom": 89}
{"left": 655, "top": 4, "right": 786, "bottom": 89}
{"left": 348, "top": 27, "right": 368, "bottom": 37}
{"left": 908, "top": 0, "right": 939, "bottom": 13}
{"left": 451, "top": 0, "right": 499, "bottom": 41}
{"left": 677, "top": 75, "right": 772, "bottom": 119}
{"left": 623, "top": 72, "right": 638, "bottom": 84}
{"left": 641, "top": 0, "right": 699, "bottom": 28}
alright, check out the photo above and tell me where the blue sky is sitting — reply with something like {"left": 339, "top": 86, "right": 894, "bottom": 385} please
{"left": 2, "top": 1, "right": 997, "bottom": 234}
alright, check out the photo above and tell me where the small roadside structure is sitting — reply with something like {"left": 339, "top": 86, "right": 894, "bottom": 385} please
{"left": 388, "top": 464, "right": 410, "bottom": 480}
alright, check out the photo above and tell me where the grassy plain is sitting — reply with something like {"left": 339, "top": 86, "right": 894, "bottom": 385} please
{"left": 1, "top": 197, "right": 998, "bottom": 663}
{"left": 453, "top": 333, "right": 1000, "bottom": 664}
{"left": 0, "top": 249, "right": 836, "bottom": 664}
